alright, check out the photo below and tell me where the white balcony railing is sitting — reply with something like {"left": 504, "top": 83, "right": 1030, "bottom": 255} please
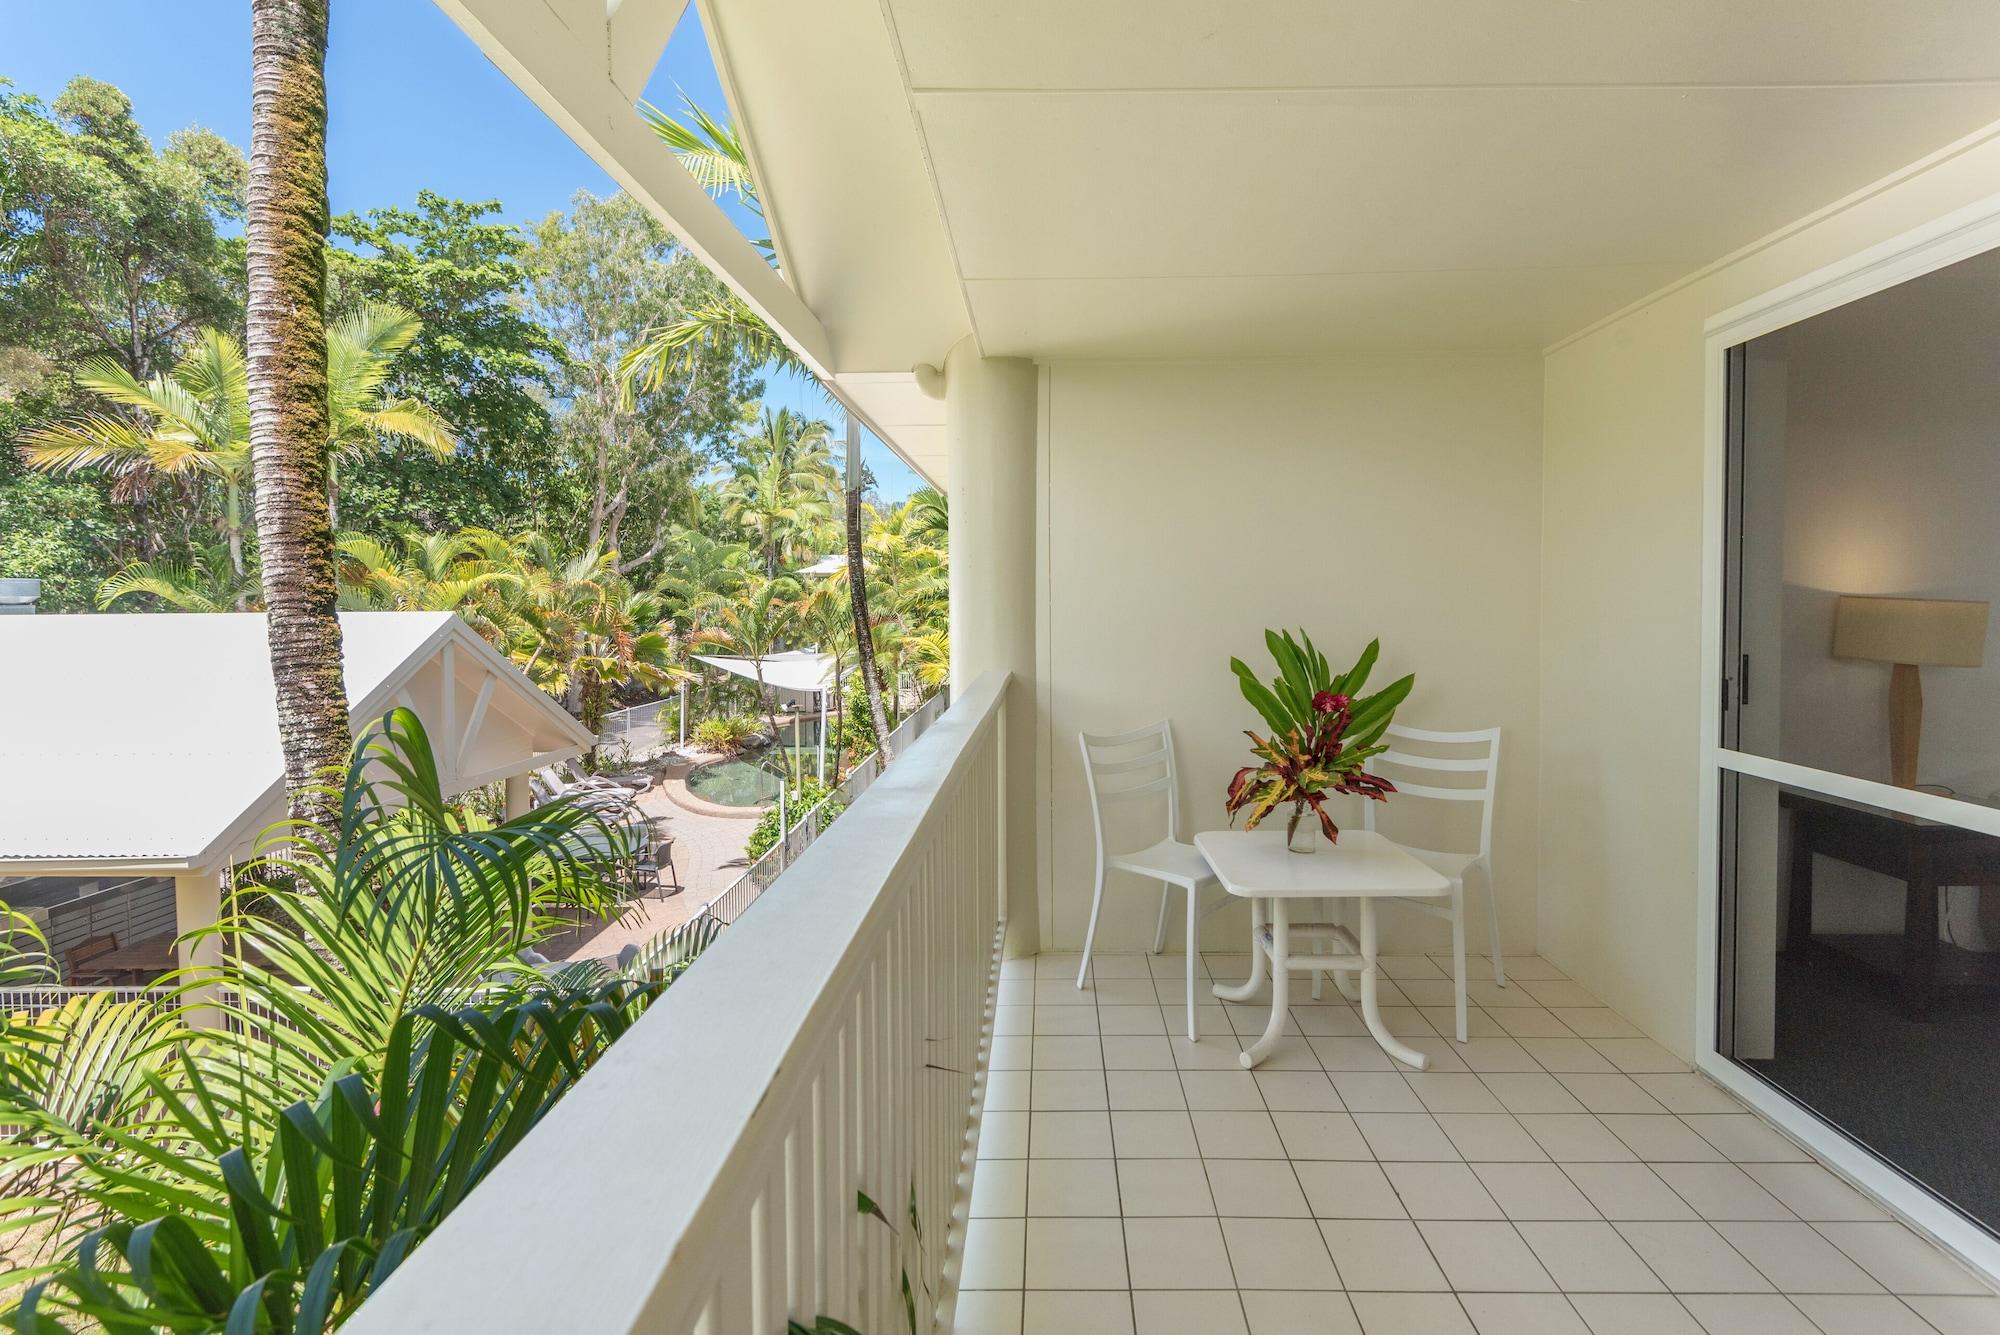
{"left": 348, "top": 671, "right": 1010, "bottom": 1334}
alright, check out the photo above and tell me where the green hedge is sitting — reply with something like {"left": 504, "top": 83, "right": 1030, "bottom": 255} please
{"left": 746, "top": 776, "right": 845, "bottom": 861}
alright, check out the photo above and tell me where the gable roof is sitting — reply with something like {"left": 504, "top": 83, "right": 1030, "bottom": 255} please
{"left": 0, "top": 612, "right": 593, "bottom": 873}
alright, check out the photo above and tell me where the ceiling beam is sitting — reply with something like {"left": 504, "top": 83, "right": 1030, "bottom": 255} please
{"left": 605, "top": 0, "right": 690, "bottom": 100}
{"left": 436, "top": 0, "right": 834, "bottom": 377}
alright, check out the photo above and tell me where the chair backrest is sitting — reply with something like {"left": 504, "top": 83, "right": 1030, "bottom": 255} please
{"left": 65, "top": 933, "right": 119, "bottom": 979}
{"left": 1362, "top": 723, "right": 1501, "bottom": 860}
{"left": 1078, "top": 721, "right": 1182, "bottom": 857}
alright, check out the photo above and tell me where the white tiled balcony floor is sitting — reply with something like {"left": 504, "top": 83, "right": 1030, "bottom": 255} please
{"left": 957, "top": 950, "right": 2000, "bottom": 1335}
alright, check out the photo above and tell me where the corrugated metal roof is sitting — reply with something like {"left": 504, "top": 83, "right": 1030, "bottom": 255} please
{"left": 0, "top": 611, "right": 573, "bottom": 868}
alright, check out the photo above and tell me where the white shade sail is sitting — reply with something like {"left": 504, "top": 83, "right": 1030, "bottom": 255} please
{"left": 693, "top": 649, "right": 835, "bottom": 694}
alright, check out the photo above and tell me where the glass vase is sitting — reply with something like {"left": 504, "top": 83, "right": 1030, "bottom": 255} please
{"left": 1285, "top": 800, "right": 1318, "bottom": 854}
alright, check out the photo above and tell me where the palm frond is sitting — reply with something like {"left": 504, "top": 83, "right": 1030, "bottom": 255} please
{"left": 638, "top": 95, "right": 760, "bottom": 212}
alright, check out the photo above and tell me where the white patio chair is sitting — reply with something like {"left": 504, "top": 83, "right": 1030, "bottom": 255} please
{"left": 1076, "top": 721, "right": 1228, "bottom": 1040}
{"left": 1362, "top": 723, "right": 1504, "bottom": 1043}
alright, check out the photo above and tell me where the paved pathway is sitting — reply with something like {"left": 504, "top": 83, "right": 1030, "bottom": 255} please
{"left": 543, "top": 772, "right": 765, "bottom": 965}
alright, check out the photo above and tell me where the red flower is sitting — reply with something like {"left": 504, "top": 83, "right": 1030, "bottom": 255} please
{"left": 1311, "top": 691, "right": 1349, "bottom": 714}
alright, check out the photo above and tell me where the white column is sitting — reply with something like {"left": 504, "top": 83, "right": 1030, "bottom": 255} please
{"left": 505, "top": 773, "right": 532, "bottom": 821}
{"left": 174, "top": 870, "right": 224, "bottom": 1027}
{"left": 944, "top": 336, "right": 1040, "bottom": 958}
{"left": 173, "top": 871, "right": 222, "bottom": 971}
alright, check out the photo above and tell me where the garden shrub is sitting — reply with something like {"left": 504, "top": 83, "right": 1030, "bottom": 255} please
{"left": 746, "top": 776, "right": 844, "bottom": 861}
{"left": 691, "top": 714, "right": 760, "bottom": 755}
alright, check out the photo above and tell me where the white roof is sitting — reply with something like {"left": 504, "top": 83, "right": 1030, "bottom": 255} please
{"left": 693, "top": 649, "right": 834, "bottom": 694}
{"left": 798, "top": 553, "right": 847, "bottom": 576}
{"left": 0, "top": 612, "right": 594, "bottom": 873}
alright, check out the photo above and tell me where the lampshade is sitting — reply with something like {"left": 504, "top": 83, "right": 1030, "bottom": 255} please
{"left": 1832, "top": 596, "right": 1990, "bottom": 667}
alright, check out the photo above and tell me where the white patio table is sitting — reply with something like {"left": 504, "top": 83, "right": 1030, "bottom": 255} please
{"left": 1196, "top": 828, "right": 1450, "bottom": 1071}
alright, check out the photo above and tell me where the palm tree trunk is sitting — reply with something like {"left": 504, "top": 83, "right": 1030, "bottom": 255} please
{"left": 753, "top": 664, "right": 787, "bottom": 782}
{"left": 247, "top": 0, "right": 349, "bottom": 829}
{"left": 828, "top": 652, "right": 845, "bottom": 782}
{"left": 846, "top": 483, "right": 893, "bottom": 763}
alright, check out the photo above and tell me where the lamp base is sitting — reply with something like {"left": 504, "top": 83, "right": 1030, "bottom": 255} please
{"left": 1889, "top": 662, "right": 1922, "bottom": 789}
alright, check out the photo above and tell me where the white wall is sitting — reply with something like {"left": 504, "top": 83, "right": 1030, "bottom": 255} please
{"left": 1540, "top": 128, "right": 2000, "bottom": 1057}
{"left": 1037, "top": 354, "right": 1544, "bottom": 958}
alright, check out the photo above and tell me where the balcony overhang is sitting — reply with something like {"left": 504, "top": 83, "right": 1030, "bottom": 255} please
{"left": 501, "top": 0, "right": 2000, "bottom": 367}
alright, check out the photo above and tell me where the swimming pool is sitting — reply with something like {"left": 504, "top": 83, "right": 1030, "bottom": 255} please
{"left": 684, "top": 748, "right": 818, "bottom": 807}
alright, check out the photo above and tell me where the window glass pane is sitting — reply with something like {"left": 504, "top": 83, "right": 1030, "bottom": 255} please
{"left": 1725, "top": 246, "right": 2000, "bottom": 800}
{"left": 1719, "top": 772, "right": 2000, "bottom": 1231}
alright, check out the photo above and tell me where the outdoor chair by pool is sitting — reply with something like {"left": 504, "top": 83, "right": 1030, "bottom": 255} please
{"left": 1076, "top": 720, "right": 1229, "bottom": 1039}
{"left": 632, "top": 842, "right": 680, "bottom": 899}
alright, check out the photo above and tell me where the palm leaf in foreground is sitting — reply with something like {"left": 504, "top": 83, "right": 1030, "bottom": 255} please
{"left": 10, "top": 989, "right": 659, "bottom": 1333}
{"left": 0, "top": 710, "right": 700, "bottom": 1327}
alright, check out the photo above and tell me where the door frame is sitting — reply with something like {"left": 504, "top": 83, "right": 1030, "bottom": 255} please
{"left": 1695, "top": 191, "right": 2000, "bottom": 1282}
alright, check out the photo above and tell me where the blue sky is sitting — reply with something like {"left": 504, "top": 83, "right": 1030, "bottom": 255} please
{"left": 4, "top": 0, "right": 922, "bottom": 499}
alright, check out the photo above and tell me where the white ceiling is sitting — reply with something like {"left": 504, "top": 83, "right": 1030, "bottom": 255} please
{"left": 878, "top": 0, "right": 2000, "bottom": 358}
{"left": 883, "top": 1, "right": 2000, "bottom": 92}
{"left": 688, "top": 0, "right": 2000, "bottom": 477}
{"left": 706, "top": 0, "right": 2000, "bottom": 368}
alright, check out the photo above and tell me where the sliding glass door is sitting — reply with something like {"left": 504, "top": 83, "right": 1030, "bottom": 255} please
{"left": 1715, "top": 242, "right": 2000, "bottom": 1236}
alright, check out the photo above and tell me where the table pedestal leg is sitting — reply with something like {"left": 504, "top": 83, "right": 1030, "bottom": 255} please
{"left": 1213, "top": 896, "right": 1266, "bottom": 1003}
{"left": 1242, "top": 897, "right": 1290, "bottom": 1067}
{"left": 1333, "top": 897, "right": 1361, "bottom": 1002}
{"left": 1359, "top": 898, "right": 1429, "bottom": 1071}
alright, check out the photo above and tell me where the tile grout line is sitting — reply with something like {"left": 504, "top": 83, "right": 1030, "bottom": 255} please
{"left": 983, "top": 955, "right": 1988, "bottom": 1333}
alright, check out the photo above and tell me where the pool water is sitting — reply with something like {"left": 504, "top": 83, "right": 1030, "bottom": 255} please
{"left": 685, "top": 748, "right": 820, "bottom": 807}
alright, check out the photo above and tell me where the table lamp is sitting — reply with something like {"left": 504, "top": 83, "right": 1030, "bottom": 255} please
{"left": 1832, "top": 595, "right": 1990, "bottom": 787}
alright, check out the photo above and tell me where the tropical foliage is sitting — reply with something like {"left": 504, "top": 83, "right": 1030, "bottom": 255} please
{"left": 19, "top": 308, "right": 453, "bottom": 583}
{"left": 0, "top": 710, "right": 696, "bottom": 1329}
{"left": 0, "top": 61, "right": 946, "bottom": 1335}
{"left": 2, "top": 77, "right": 946, "bottom": 787}
{"left": 1224, "top": 631, "right": 1414, "bottom": 844}
{"left": 690, "top": 714, "right": 760, "bottom": 755}
{"left": 746, "top": 776, "right": 845, "bottom": 861}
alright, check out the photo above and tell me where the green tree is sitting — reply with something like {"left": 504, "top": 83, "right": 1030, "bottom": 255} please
{"left": 622, "top": 101, "right": 899, "bottom": 762}
{"left": 799, "top": 575, "right": 857, "bottom": 779}
{"left": 20, "top": 308, "right": 454, "bottom": 593}
{"left": 722, "top": 407, "right": 837, "bottom": 577}
{"left": 20, "top": 329, "right": 254, "bottom": 582}
{"left": 524, "top": 190, "right": 757, "bottom": 574}
{"left": 694, "top": 574, "right": 802, "bottom": 777}
{"left": 0, "top": 77, "right": 245, "bottom": 381}
{"left": 98, "top": 542, "right": 262, "bottom": 612}
{"left": 0, "top": 470, "right": 119, "bottom": 612}
{"left": 329, "top": 191, "right": 564, "bottom": 532}
{"left": 335, "top": 529, "right": 518, "bottom": 620}
{"left": 323, "top": 301, "right": 456, "bottom": 525}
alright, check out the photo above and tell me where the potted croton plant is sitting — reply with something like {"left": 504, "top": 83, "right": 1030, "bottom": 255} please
{"left": 1225, "top": 629, "right": 1414, "bottom": 852}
